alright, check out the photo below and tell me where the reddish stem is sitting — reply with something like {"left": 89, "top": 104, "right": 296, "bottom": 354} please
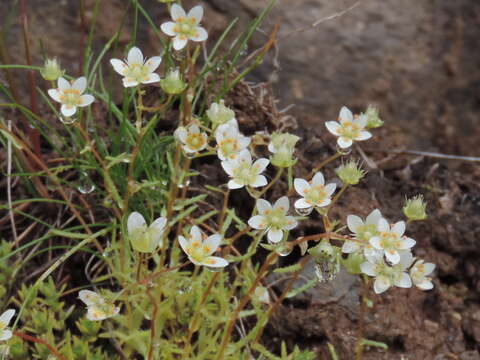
{"left": 14, "top": 331, "right": 67, "bottom": 360}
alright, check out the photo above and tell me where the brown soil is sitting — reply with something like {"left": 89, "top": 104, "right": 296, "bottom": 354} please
{"left": 1, "top": 0, "right": 479, "bottom": 359}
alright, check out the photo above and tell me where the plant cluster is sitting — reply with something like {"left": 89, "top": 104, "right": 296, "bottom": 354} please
{"left": 0, "top": 1, "right": 434, "bottom": 359}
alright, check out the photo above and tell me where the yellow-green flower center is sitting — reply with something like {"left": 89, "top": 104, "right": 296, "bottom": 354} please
{"left": 304, "top": 185, "right": 328, "bottom": 204}
{"left": 264, "top": 208, "right": 288, "bottom": 230}
{"left": 338, "top": 122, "right": 361, "bottom": 139}
{"left": 232, "top": 162, "right": 257, "bottom": 185}
{"left": 174, "top": 18, "right": 198, "bottom": 38}
{"left": 124, "top": 63, "right": 151, "bottom": 83}
{"left": 219, "top": 139, "right": 239, "bottom": 158}
{"left": 60, "top": 89, "right": 82, "bottom": 107}
{"left": 186, "top": 133, "right": 206, "bottom": 151}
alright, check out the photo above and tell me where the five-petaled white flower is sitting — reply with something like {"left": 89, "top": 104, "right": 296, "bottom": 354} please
{"left": 110, "top": 47, "right": 161, "bottom": 88}
{"left": 369, "top": 218, "right": 416, "bottom": 265}
{"left": 294, "top": 172, "right": 336, "bottom": 211}
{"left": 360, "top": 251, "right": 413, "bottom": 294}
{"left": 248, "top": 196, "right": 298, "bottom": 243}
{"left": 342, "top": 209, "right": 383, "bottom": 256}
{"left": 48, "top": 77, "right": 94, "bottom": 117}
{"left": 325, "top": 106, "right": 372, "bottom": 148}
{"left": 78, "top": 290, "right": 120, "bottom": 321}
{"left": 161, "top": 4, "right": 208, "bottom": 51}
{"left": 127, "top": 212, "right": 167, "bottom": 253}
{"left": 0, "top": 309, "right": 15, "bottom": 341}
{"left": 174, "top": 124, "right": 208, "bottom": 154}
{"left": 178, "top": 225, "right": 228, "bottom": 267}
{"left": 410, "top": 259, "right": 435, "bottom": 290}
{"left": 215, "top": 119, "right": 251, "bottom": 161}
{"left": 221, "top": 149, "right": 269, "bottom": 189}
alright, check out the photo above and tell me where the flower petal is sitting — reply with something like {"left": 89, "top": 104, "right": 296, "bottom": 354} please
{"left": 385, "top": 250, "right": 400, "bottom": 265}
{"left": 252, "top": 158, "right": 269, "bottom": 174}
{"left": 58, "top": 77, "right": 70, "bottom": 90}
{"left": 0, "top": 329, "right": 12, "bottom": 341}
{"left": 171, "top": 3, "right": 186, "bottom": 20}
{"left": 78, "top": 290, "right": 102, "bottom": 306}
{"left": 203, "top": 234, "right": 222, "bottom": 256}
{"left": 325, "top": 121, "right": 341, "bottom": 136}
{"left": 248, "top": 215, "right": 267, "bottom": 229}
{"left": 127, "top": 46, "right": 144, "bottom": 66}
{"left": 284, "top": 217, "right": 298, "bottom": 230}
{"left": 190, "top": 225, "right": 202, "bottom": 242}
{"left": 191, "top": 27, "right": 208, "bottom": 42}
{"left": 61, "top": 104, "right": 77, "bottom": 117}
{"left": 250, "top": 175, "right": 267, "bottom": 188}
{"left": 294, "top": 198, "right": 312, "bottom": 209}
{"left": 347, "top": 215, "right": 363, "bottom": 233}
{"left": 416, "top": 279, "right": 434, "bottom": 290}
{"left": 221, "top": 160, "right": 234, "bottom": 176}
{"left": 72, "top": 77, "right": 87, "bottom": 93}
{"left": 48, "top": 89, "right": 62, "bottom": 103}
{"left": 356, "top": 130, "right": 372, "bottom": 141}
{"left": 142, "top": 73, "right": 161, "bottom": 84}
{"left": 424, "top": 263, "right": 436, "bottom": 275}
{"left": 377, "top": 218, "right": 390, "bottom": 232}
{"left": 145, "top": 56, "right": 162, "bottom": 72}
{"left": 337, "top": 136, "right": 353, "bottom": 148}
{"left": 394, "top": 273, "right": 412, "bottom": 288}
{"left": 267, "top": 229, "right": 284, "bottom": 243}
{"left": 161, "top": 21, "right": 177, "bottom": 37}
{"left": 311, "top": 172, "right": 325, "bottom": 186}
{"left": 369, "top": 236, "right": 382, "bottom": 250}
{"left": 202, "top": 256, "right": 228, "bottom": 268}
{"left": 79, "top": 94, "right": 94, "bottom": 107}
{"left": 173, "top": 36, "right": 188, "bottom": 51}
{"left": 324, "top": 183, "right": 337, "bottom": 196}
{"left": 373, "top": 277, "right": 391, "bottom": 294}
{"left": 256, "top": 199, "right": 272, "bottom": 214}
{"left": 174, "top": 127, "right": 188, "bottom": 143}
{"left": 399, "top": 237, "right": 416, "bottom": 250}
{"left": 294, "top": 178, "right": 310, "bottom": 196}
{"left": 188, "top": 5, "right": 203, "bottom": 23}
{"left": 178, "top": 236, "right": 189, "bottom": 254}
{"left": 342, "top": 240, "right": 360, "bottom": 253}
{"left": 110, "top": 58, "right": 127, "bottom": 75}
{"left": 360, "top": 262, "right": 376, "bottom": 277}
{"left": 273, "top": 196, "right": 289, "bottom": 212}
{"left": 366, "top": 209, "right": 382, "bottom": 225}
{"left": 228, "top": 179, "right": 244, "bottom": 189}
{"left": 339, "top": 106, "right": 353, "bottom": 123}
{"left": 123, "top": 78, "right": 139, "bottom": 88}
{"left": 127, "top": 212, "right": 146, "bottom": 234}
{"left": 392, "top": 221, "right": 406, "bottom": 236}
{"left": 0, "top": 309, "right": 15, "bottom": 325}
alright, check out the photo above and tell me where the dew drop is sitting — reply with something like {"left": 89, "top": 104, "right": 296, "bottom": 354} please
{"left": 59, "top": 115, "right": 77, "bottom": 125}
{"left": 335, "top": 145, "right": 352, "bottom": 155}
{"left": 77, "top": 172, "right": 96, "bottom": 194}
{"left": 295, "top": 207, "right": 313, "bottom": 216}
{"left": 206, "top": 266, "right": 223, "bottom": 273}
{"left": 276, "top": 243, "right": 292, "bottom": 257}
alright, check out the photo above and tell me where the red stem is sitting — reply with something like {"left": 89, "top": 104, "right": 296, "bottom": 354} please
{"left": 14, "top": 331, "right": 67, "bottom": 360}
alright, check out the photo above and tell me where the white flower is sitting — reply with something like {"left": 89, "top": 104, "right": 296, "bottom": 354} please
{"left": 161, "top": 4, "right": 208, "bottom": 51}
{"left": 78, "top": 290, "right": 120, "bottom": 321}
{"left": 293, "top": 172, "right": 336, "bottom": 211}
{"left": 48, "top": 77, "right": 94, "bottom": 117}
{"left": 215, "top": 119, "right": 250, "bottom": 161}
{"left": 0, "top": 309, "right": 15, "bottom": 341}
{"left": 221, "top": 149, "right": 269, "bottom": 189}
{"left": 110, "top": 47, "right": 161, "bottom": 88}
{"left": 342, "top": 209, "right": 383, "bottom": 255}
{"left": 325, "top": 106, "right": 372, "bottom": 148}
{"left": 248, "top": 196, "right": 298, "bottom": 243}
{"left": 360, "top": 251, "right": 413, "bottom": 294}
{"left": 206, "top": 100, "right": 235, "bottom": 125}
{"left": 174, "top": 124, "right": 208, "bottom": 153}
{"left": 127, "top": 212, "right": 167, "bottom": 253}
{"left": 410, "top": 260, "right": 435, "bottom": 290}
{"left": 178, "top": 226, "right": 228, "bottom": 267}
{"left": 369, "top": 219, "right": 416, "bottom": 265}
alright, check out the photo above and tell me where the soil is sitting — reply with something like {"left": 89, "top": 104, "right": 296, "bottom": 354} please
{"left": 1, "top": 0, "right": 479, "bottom": 359}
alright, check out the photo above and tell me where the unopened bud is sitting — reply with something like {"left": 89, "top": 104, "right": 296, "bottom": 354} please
{"left": 160, "top": 69, "right": 187, "bottom": 95}
{"left": 403, "top": 195, "right": 427, "bottom": 221}
{"left": 40, "top": 58, "right": 64, "bottom": 81}
{"left": 335, "top": 160, "right": 366, "bottom": 185}
{"left": 268, "top": 132, "right": 300, "bottom": 168}
{"left": 206, "top": 100, "right": 235, "bottom": 125}
{"left": 363, "top": 105, "right": 384, "bottom": 129}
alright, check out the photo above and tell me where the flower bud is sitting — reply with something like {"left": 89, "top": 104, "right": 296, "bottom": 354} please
{"left": 206, "top": 100, "right": 235, "bottom": 125}
{"left": 268, "top": 132, "right": 300, "bottom": 168}
{"left": 253, "top": 286, "right": 270, "bottom": 304}
{"left": 342, "top": 253, "right": 364, "bottom": 275}
{"left": 160, "top": 69, "right": 187, "bottom": 95}
{"left": 308, "top": 239, "right": 336, "bottom": 260}
{"left": 40, "top": 58, "right": 64, "bottom": 81}
{"left": 403, "top": 195, "right": 427, "bottom": 221}
{"left": 363, "top": 105, "right": 384, "bottom": 129}
{"left": 335, "top": 160, "right": 366, "bottom": 185}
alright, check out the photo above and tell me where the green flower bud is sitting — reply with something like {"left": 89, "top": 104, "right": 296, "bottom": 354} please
{"left": 363, "top": 105, "right": 384, "bottom": 129}
{"left": 403, "top": 195, "right": 427, "bottom": 221}
{"left": 308, "top": 239, "right": 336, "bottom": 260}
{"left": 309, "top": 240, "right": 341, "bottom": 282}
{"left": 40, "top": 58, "right": 64, "bottom": 81}
{"left": 206, "top": 100, "right": 235, "bottom": 125}
{"left": 335, "top": 160, "right": 366, "bottom": 185}
{"left": 160, "top": 69, "right": 187, "bottom": 95}
{"left": 269, "top": 132, "right": 300, "bottom": 168}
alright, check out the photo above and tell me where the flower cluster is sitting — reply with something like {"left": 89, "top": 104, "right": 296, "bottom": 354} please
{"left": 342, "top": 208, "right": 435, "bottom": 294}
